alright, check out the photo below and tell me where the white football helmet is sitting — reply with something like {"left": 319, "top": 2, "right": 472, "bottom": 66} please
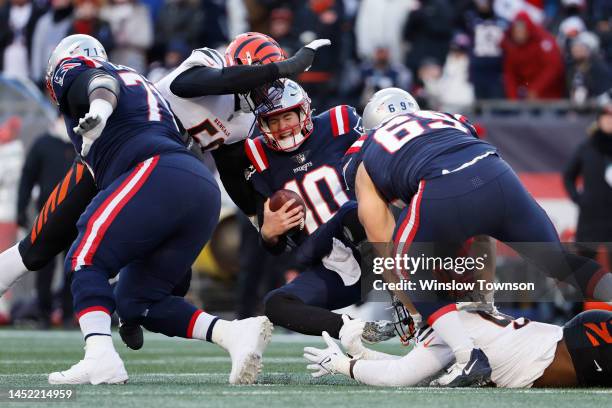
{"left": 255, "top": 79, "right": 313, "bottom": 152}
{"left": 45, "top": 34, "right": 108, "bottom": 104}
{"left": 362, "top": 88, "right": 420, "bottom": 131}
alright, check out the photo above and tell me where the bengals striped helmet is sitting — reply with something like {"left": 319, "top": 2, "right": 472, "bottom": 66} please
{"left": 225, "top": 32, "right": 286, "bottom": 66}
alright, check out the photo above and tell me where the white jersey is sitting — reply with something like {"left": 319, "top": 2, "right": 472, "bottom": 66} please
{"left": 155, "top": 47, "right": 256, "bottom": 151}
{"left": 419, "top": 311, "right": 563, "bottom": 388}
{"left": 353, "top": 310, "right": 563, "bottom": 388}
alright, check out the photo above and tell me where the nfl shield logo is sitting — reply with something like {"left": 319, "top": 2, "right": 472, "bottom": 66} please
{"left": 291, "top": 152, "right": 307, "bottom": 164}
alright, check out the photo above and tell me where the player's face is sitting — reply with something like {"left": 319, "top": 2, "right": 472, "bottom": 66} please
{"left": 599, "top": 111, "right": 612, "bottom": 134}
{"left": 266, "top": 111, "right": 301, "bottom": 140}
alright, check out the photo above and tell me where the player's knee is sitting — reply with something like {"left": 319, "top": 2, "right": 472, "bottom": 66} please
{"left": 115, "top": 295, "right": 146, "bottom": 323}
{"left": 263, "top": 291, "right": 300, "bottom": 324}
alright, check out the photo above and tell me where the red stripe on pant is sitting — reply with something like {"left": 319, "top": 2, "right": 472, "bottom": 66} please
{"left": 427, "top": 303, "right": 457, "bottom": 326}
{"left": 71, "top": 156, "right": 159, "bottom": 271}
{"left": 76, "top": 306, "right": 110, "bottom": 319}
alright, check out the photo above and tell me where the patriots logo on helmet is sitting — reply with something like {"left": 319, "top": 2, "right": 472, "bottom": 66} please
{"left": 54, "top": 60, "right": 82, "bottom": 86}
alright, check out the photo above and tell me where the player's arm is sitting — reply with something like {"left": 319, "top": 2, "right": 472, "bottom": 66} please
{"left": 355, "top": 162, "right": 418, "bottom": 314}
{"left": 170, "top": 40, "right": 331, "bottom": 97}
{"left": 65, "top": 70, "right": 120, "bottom": 156}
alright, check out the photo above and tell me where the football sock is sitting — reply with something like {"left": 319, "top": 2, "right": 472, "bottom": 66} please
{"left": 0, "top": 243, "right": 28, "bottom": 294}
{"left": 190, "top": 310, "right": 221, "bottom": 343}
{"left": 78, "top": 309, "right": 113, "bottom": 356}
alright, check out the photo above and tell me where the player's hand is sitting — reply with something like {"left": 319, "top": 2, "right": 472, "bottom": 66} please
{"left": 339, "top": 315, "right": 368, "bottom": 359}
{"left": 74, "top": 112, "right": 105, "bottom": 156}
{"left": 275, "top": 39, "right": 332, "bottom": 76}
{"left": 303, "top": 331, "right": 349, "bottom": 378}
{"left": 73, "top": 99, "right": 114, "bottom": 156}
{"left": 261, "top": 198, "right": 304, "bottom": 243}
{"left": 304, "top": 39, "right": 331, "bottom": 51}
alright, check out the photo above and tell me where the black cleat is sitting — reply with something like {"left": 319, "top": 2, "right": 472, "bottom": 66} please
{"left": 431, "top": 348, "right": 492, "bottom": 387}
{"left": 119, "top": 321, "right": 144, "bottom": 350}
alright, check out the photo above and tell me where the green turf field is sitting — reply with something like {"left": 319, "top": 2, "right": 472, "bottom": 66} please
{"left": 1, "top": 329, "right": 610, "bottom": 408}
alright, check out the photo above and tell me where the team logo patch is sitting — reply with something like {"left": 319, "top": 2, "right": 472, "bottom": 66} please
{"left": 291, "top": 151, "right": 308, "bottom": 165}
{"left": 54, "top": 60, "right": 82, "bottom": 86}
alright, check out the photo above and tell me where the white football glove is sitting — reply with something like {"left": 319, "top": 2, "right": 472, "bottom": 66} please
{"left": 73, "top": 99, "right": 114, "bottom": 156}
{"left": 339, "top": 315, "right": 368, "bottom": 359}
{"left": 304, "top": 39, "right": 331, "bottom": 51}
{"left": 303, "top": 331, "right": 350, "bottom": 378}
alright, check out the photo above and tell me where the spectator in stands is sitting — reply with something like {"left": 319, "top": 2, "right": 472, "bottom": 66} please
{"left": 69, "top": 0, "right": 114, "bottom": 53}
{"left": 291, "top": 0, "right": 344, "bottom": 110}
{"left": 591, "top": 0, "right": 612, "bottom": 66}
{"left": 463, "top": 0, "right": 507, "bottom": 99}
{"left": 30, "top": 0, "right": 73, "bottom": 87}
{"left": 17, "top": 117, "right": 74, "bottom": 328}
{"left": 355, "top": 0, "right": 413, "bottom": 64}
{"left": 357, "top": 46, "right": 412, "bottom": 109}
{"left": 153, "top": 0, "right": 203, "bottom": 63}
{"left": 0, "top": 0, "right": 46, "bottom": 78}
{"left": 101, "top": 0, "right": 153, "bottom": 74}
{"left": 200, "top": 0, "right": 229, "bottom": 49}
{"left": 563, "top": 104, "right": 612, "bottom": 265}
{"left": 415, "top": 34, "right": 475, "bottom": 113}
{"left": 502, "top": 11, "right": 566, "bottom": 100}
{"left": 402, "top": 0, "right": 455, "bottom": 74}
{"left": 147, "top": 38, "right": 189, "bottom": 83}
{"left": 413, "top": 58, "right": 442, "bottom": 110}
{"left": 566, "top": 31, "right": 612, "bottom": 105}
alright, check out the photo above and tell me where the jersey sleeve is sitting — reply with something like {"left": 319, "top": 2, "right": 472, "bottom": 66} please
{"left": 51, "top": 57, "right": 103, "bottom": 107}
{"left": 244, "top": 136, "right": 273, "bottom": 198}
{"left": 327, "top": 105, "right": 363, "bottom": 142}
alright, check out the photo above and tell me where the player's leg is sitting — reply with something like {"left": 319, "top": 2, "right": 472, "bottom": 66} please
{"left": 551, "top": 309, "right": 611, "bottom": 387}
{"left": 108, "top": 152, "right": 270, "bottom": 384}
{"left": 393, "top": 181, "right": 492, "bottom": 387}
{"left": 263, "top": 263, "right": 361, "bottom": 339}
{"left": 492, "top": 167, "right": 612, "bottom": 301}
{"left": 49, "top": 158, "right": 167, "bottom": 385}
{"left": 117, "top": 268, "right": 193, "bottom": 350}
{"left": 0, "top": 162, "right": 96, "bottom": 296}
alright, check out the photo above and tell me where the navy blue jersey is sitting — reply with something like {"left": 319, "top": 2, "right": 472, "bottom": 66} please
{"left": 52, "top": 56, "right": 186, "bottom": 188}
{"left": 361, "top": 111, "right": 496, "bottom": 205}
{"left": 247, "top": 105, "right": 362, "bottom": 237}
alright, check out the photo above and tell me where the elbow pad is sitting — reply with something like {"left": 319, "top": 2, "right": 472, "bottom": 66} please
{"left": 87, "top": 73, "right": 120, "bottom": 99}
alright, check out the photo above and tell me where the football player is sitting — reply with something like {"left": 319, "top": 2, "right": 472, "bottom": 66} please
{"left": 244, "top": 79, "right": 366, "bottom": 340}
{"left": 346, "top": 87, "right": 612, "bottom": 386}
{"left": 303, "top": 309, "right": 612, "bottom": 388}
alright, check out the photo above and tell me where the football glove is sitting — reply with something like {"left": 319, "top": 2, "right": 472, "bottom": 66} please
{"left": 303, "top": 331, "right": 350, "bottom": 378}
{"left": 74, "top": 99, "right": 113, "bottom": 156}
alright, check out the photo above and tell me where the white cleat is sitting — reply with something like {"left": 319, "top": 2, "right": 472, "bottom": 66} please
{"left": 48, "top": 348, "right": 128, "bottom": 385}
{"left": 219, "top": 316, "right": 273, "bottom": 385}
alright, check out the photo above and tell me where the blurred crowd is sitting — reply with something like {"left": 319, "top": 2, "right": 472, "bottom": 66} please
{"left": 1, "top": 0, "right": 612, "bottom": 113}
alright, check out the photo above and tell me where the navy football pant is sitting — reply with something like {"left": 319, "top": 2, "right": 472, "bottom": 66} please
{"left": 393, "top": 155, "right": 607, "bottom": 321}
{"left": 263, "top": 263, "right": 361, "bottom": 338}
{"left": 66, "top": 152, "right": 220, "bottom": 337}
